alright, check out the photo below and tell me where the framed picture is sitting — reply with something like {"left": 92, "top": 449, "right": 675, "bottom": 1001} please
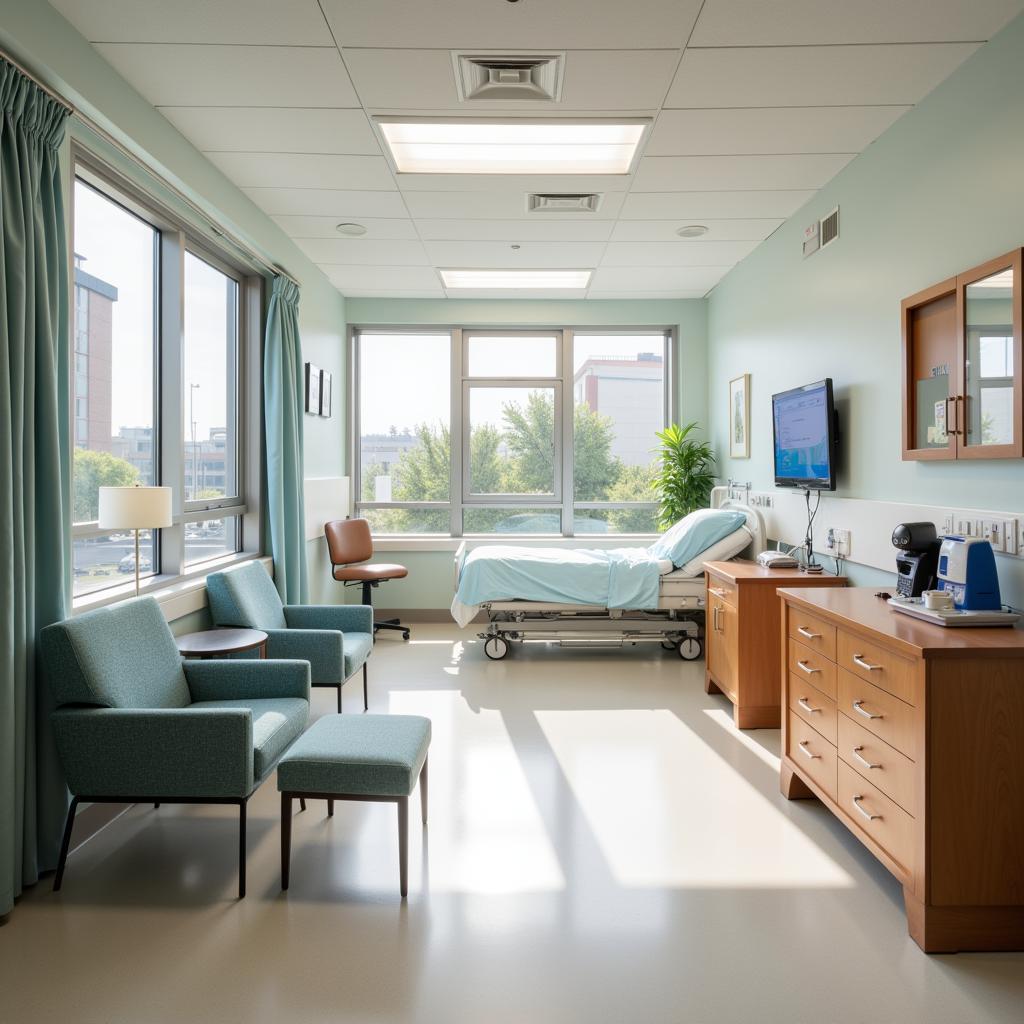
{"left": 305, "top": 362, "right": 321, "bottom": 415}
{"left": 319, "top": 370, "right": 332, "bottom": 418}
{"left": 729, "top": 373, "right": 751, "bottom": 458}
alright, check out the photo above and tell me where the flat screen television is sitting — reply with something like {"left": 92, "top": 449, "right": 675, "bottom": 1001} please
{"left": 772, "top": 379, "right": 838, "bottom": 490}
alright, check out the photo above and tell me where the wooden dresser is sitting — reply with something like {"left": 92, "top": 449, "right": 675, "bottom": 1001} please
{"left": 779, "top": 587, "right": 1024, "bottom": 953}
{"left": 704, "top": 561, "right": 845, "bottom": 729}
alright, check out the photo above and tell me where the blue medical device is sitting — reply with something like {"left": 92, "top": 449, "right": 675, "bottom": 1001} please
{"left": 937, "top": 536, "right": 1002, "bottom": 611}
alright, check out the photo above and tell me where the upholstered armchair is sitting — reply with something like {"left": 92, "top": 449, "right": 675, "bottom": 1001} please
{"left": 40, "top": 597, "right": 311, "bottom": 899}
{"left": 206, "top": 561, "right": 374, "bottom": 712}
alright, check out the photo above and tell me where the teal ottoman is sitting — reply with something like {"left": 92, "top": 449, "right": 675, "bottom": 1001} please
{"left": 278, "top": 714, "right": 431, "bottom": 898}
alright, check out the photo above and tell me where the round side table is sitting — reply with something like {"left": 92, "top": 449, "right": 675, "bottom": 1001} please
{"left": 175, "top": 627, "right": 269, "bottom": 659}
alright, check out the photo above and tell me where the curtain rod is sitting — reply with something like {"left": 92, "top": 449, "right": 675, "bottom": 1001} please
{"left": 0, "top": 46, "right": 301, "bottom": 290}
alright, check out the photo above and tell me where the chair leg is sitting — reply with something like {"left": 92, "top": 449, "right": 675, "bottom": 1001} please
{"left": 238, "top": 801, "right": 247, "bottom": 899}
{"left": 153, "top": 802, "right": 160, "bottom": 809}
{"left": 53, "top": 797, "right": 79, "bottom": 893}
{"left": 420, "top": 756, "right": 428, "bottom": 825}
{"left": 398, "top": 796, "right": 409, "bottom": 899}
{"left": 281, "top": 793, "right": 292, "bottom": 891}
{"left": 327, "top": 798, "right": 334, "bottom": 817}
{"left": 299, "top": 797, "right": 307, "bottom": 812}
{"left": 337, "top": 683, "right": 343, "bottom": 714}
{"left": 362, "top": 662, "right": 368, "bottom": 712}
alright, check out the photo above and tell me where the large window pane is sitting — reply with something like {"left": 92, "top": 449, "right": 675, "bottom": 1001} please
{"left": 359, "top": 334, "right": 451, "bottom": 503}
{"left": 184, "top": 517, "right": 239, "bottom": 567}
{"left": 573, "top": 335, "right": 665, "bottom": 502}
{"left": 72, "top": 531, "right": 157, "bottom": 596}
{"left": 184, "top": 252, "right": 239, "bottom": 502}
{"left": 467, "top": 334, "right": 557, "bottom": 377}
{"left": 360, "top": 508, "right": 450, "bottom": 534}
{"left": 467, "top": 386, "right": 556, "bottom": 496}
{"left": 573, "top": 508, "right": 658, "bottom": 534}
{"left": 464, "top": 508, "right": 561, "bottom": 534}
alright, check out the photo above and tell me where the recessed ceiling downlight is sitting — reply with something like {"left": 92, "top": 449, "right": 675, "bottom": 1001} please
{"left": 676, "top": 225, "right": 708, "bottom": 238}
{"left": 335, "top": 222, "right": 367, "bottom": 236}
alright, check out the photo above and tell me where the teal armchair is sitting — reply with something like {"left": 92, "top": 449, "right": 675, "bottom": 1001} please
{"left": 41, "top": 597, "right": 311, "bottom": 899}
{"left": 206, "top": 561, "right": 374, "bottom": 712}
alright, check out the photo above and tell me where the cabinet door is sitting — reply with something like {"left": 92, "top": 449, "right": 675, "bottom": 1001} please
{"left": 707, "top": 593, "right": 739, "bottom": 700}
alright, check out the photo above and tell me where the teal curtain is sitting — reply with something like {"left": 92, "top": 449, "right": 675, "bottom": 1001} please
{"left": 263, "top": 276, "right": 308, "bottom": 604}
{"left": 0, "top": 59, "right": 72, "bottom": 916}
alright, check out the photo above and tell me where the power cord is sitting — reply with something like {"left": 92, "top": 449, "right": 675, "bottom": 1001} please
{"left": 804, "top": 488, "right": 822, "bottom": 569}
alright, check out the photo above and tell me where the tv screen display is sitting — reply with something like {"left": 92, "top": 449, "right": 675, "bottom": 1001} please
{"left": 772, "top": 379, "right": 837, "bottom": 490}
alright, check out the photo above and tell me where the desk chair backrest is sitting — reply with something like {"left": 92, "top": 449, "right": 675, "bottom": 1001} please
{"left": 325, "top": 518, "right": 374, "bottom": 568}
{"left": 206, "top": 561, "right": 287, "bottom": 631}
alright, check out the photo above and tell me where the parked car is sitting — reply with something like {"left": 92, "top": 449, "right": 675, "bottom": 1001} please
{"left": 118, "top": 554, "right": 152, "bottom": 573}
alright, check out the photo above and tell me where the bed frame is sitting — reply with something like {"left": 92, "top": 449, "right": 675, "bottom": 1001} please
{"left": 454, "top": 502, "right": 766, "bottom": 661}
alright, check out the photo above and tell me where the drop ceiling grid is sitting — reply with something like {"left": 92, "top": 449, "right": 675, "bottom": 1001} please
{"left": 49, "top": 0, "right": 1024, "bottom": 298}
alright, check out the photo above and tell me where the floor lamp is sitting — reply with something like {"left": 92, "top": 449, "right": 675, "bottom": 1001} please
{"left": 98, "top": 485, "right": 173, "bottom": 597}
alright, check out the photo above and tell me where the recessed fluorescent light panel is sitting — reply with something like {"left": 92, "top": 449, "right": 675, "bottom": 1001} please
{"left": 376, "top": 118, "right": 649, "bottom": 175}
{"left": 440, "top": 269, "right": 592, "bottom": 290}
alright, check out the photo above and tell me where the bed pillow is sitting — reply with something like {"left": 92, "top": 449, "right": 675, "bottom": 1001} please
{"left": 676, "top": 525, "right": 752, "bottom": 577}
{"left": 647, "top": 508, "right": 748, "bottom": 567}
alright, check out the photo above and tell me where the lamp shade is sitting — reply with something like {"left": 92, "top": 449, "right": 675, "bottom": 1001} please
{"left": 98, "top": 486, "right": 173, "bottom": 530}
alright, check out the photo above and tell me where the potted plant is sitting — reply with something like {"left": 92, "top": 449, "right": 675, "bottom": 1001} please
{"left": 652, "top": 422, "right": 716, "bottom": 529}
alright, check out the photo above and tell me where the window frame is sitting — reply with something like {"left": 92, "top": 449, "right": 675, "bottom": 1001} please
{"left": 351, "top": 323, "right": 676, "bottom": 538}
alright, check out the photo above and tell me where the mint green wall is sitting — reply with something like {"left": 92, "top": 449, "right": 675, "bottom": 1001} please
{"left": 707, "top": 13, "right": 1024, "bottom": 608}
{"left": 0, "top": 0, "right": 347, "bottom": 611}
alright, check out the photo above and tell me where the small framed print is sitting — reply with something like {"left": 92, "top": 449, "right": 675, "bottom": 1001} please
{"left": 729, "top": 373, "right": 751, "bottom": 459}
{"left": 320, "top": 371, "right": 332, "bottom": 418}
{"left": 305, "top": 362, "right": 321, "bottom": 414}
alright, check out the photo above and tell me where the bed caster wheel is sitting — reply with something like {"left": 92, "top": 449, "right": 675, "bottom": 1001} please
{"left": 661, "top": 639, "right": 678, "bottom": 651}
{"left": 484, "top": 636, "right": 510, "bottom": 660}
{"left": 678, "top": 637, "right": 703, "bottom": 661}
{"left": 402, "top": 630, "right": 410, "bottom": 641}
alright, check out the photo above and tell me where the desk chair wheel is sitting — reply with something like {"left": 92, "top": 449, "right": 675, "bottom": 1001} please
{"left": 484, "top": 636, "right": 510, "bottom": 660}
{"left": 678, "top": 637, "right": 703, "bottom": 661}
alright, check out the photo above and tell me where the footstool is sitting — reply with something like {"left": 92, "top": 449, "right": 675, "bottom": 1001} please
{"left": 278, "top": 714, "right": 431, "bottom": 898}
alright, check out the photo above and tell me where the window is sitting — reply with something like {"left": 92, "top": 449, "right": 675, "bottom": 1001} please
{"left": 71, "top": 159, "right": 257, "bottom": 599}
{"left": 353, "top": 327, "right": 671, "bottom": 536}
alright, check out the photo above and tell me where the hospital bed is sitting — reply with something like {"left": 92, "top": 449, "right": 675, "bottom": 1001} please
{"left": 451, "top": 501, "right": 765, "bottom": 660}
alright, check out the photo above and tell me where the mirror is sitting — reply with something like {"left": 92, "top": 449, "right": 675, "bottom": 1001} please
{"left": 964, "top": 267, "right": 1015, "bottom": 447}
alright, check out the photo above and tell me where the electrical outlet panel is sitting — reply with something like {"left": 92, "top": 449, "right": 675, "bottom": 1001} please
{"left": 946, "top": 513, "right": 1021, "bottom": 557}
{"left": 941, "top": 513, "right": 955, "bottom": 535}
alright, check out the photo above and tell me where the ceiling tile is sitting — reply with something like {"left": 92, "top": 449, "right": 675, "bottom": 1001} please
{"left": 48, "top": 0, "right": 333, "bottom": 45}
{"left": 589, "top": 267, "right": 731, "bottom": 290}
{"left": 159, "top": 107, "right": 379, "bottom": 155}
{"left": 206, "top": 152, "right": 394, "bottom": 190}
{"left": 93, "top": 44, "right": 359, "bottom": 107}
{"left": 321, "top": 265, "right": 443, "bottom": 293}
{"left": 296, "top": 239, "right": 429, "bottom": 265}
{"left": 272, "top": 216, "right": 419, "bottom": 239}
{"left": 664, "top": 44, "right": 980, "bottom": 108}
{"left": 342, "top": 48, "right": 679, "bottom": 110}
{"left": 402, "top": 191, "right": 625, "bottom": 219}
{"left": 647, "top": 106, "right": 910, "bottom": 156}
{"left": 690, "top": 0, "right": 1024, "bottom": 45}
{"left": 340, "top": 288, "right": 447, "bottom": 298}
{"left": 416, "top": 219, "right": 614, "bottom": 241}
{"left": 321, "top": 0, "right": 702, "bottom": 48}
{"left": 601, "top": 240, "right": 759, "bottom": 266}
{"left": 425, "top": 240, "right": 606, "bottom": 268}
{"left": 620, "top": 190, "right": 814, "bottom": 220}
{"left": 395, "top": 173, "right": 633, "bottom": 193}
{"left": 243, "top": 188, "right": 406, "bottom": 218}
{"left": 610, "top": 219, "right": 783, "bottom": 242}
{"left": 586, "top": 289, "right": 709, "bottom": 299}
{"left": 632, "top": 154, "right": 854, "bottom": 192}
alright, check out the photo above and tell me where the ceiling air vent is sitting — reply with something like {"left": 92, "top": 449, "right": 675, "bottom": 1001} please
{"left": 820, "top": 206, "right": 840, "bottom": 248}
{"left": 453, "top": 52, "right": 565, "bottom": 102}
{"left": 527, "top": 193, "right": 602, "bottom": 214}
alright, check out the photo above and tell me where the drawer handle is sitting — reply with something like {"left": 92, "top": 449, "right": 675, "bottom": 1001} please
{"left": 797, "top": 660, "right": 821, "bottom": 675}
{"left": 798, "top": 740, "right": 821, "bottom": 760}
{"left": 853, "top": 700, "right": 884, "bottom": 721}
{"left": 797, "top": 626, "right": 822, "bottom": 640}
{"left": 709, "top": 586, "right": 729, "bottom": 599}
{"left": 852, "top": 746, "right": 881, "bottom": 770}
{"left": 852, "top": 654, "right": 882, "bottom": 672}
{"left": 712, "top": 605, "right": 721, "bottom": 632}
{"left": 797, "top": 697, "right": 821, "bottom": 714}
{"left": 852, "top": 795, "right": 882, "bottom": 822}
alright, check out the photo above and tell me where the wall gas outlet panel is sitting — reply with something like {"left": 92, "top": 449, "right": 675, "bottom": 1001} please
{"left": 802, "top": 220, "right": 820, "bottom": 258}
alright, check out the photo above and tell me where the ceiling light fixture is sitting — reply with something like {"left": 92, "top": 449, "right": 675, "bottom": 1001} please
{"left": 375, "top": 118, "right": 649, "bottom": 175}
{"left": 335, "top": 222, "right": 367, "bottom": 236}
{"left": 676, "top": 225, "right": 709, "bottom": 238}
{"left": 441, "top": 269, "right": 591, "bottom": 290}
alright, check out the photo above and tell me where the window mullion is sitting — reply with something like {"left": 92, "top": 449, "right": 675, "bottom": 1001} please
{"left": 451, "top": 328, "right": 463, "bottom": 536}
{"left": 159, "top": 228, "right": 185, "bottom": 578}
{"left": 561, "top": 328, "right": 573, "bottom": 537}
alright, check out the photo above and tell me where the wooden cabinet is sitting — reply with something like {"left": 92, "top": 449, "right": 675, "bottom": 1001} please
{"left": 902, "top": 248, "right": 1023, "bottom": 461}
{"left": 779, "top": 586, "right": 1024, "bottom": 953}
{"left": 703, "top": 562, "right": 845, "bottom": 729}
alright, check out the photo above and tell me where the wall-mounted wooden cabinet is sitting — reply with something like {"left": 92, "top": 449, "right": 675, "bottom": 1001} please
{"left": 902, "top": 248, "right": 1023, "bottom": 461}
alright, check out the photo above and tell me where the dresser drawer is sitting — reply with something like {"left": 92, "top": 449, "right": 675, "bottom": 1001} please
{"left": 838, "top": 761, "right": 915, "bottom": 875}
{"left": 705, "top": 575, "right": 737, "bottom": 608}
{"left": 789, "top": 674, "right": 837, "bottom": 744}
{"left": 837, "top": 669, "right": 917, "bottom": 760}
{"left": 787, "top": 609, "right": 837, "bottom": 661}
{"left": 837, "top": 630, "right": 916, "bottom": 705}
{"left": 838, "top": 715, "right": 916, "bottom": 815}
{"left": 787, "top": 710, "right": 838, "bottom": 802}
{"left": 787, "top": 639, "right": 837, "bottom": 700}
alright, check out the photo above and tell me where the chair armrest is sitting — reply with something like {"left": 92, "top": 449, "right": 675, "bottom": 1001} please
{"left": 183, "top": 659, "right": 311, "bottom": 702}
{"left": 284, "top": 604, "right": 373, "bottom": 635}
{"left": 264, "top": 629, "right": 343, "bottom": 685}
{"left": 51, "top": 707, "right": 254, "bottom": 799}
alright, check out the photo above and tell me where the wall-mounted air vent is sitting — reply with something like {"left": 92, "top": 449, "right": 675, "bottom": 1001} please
{"left": 453, "top": 52, "right": 565, "bottom": 102}
{"left": 820, "top": 206, "right": 840, "bottom": 248}
{"left": 527, "top": 193, "right": 602, "bottom": 214}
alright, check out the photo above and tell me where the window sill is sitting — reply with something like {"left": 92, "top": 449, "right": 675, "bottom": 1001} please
{"left": 72, "top": 552, "right": 271, "bottom": 622}
{"left": 370, "top": 534, "right": 661, "bottom": 552}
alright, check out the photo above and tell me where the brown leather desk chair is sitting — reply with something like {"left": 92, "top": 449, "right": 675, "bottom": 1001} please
{"left": 325, "top": 518, "right": 411, "bottom": 640}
